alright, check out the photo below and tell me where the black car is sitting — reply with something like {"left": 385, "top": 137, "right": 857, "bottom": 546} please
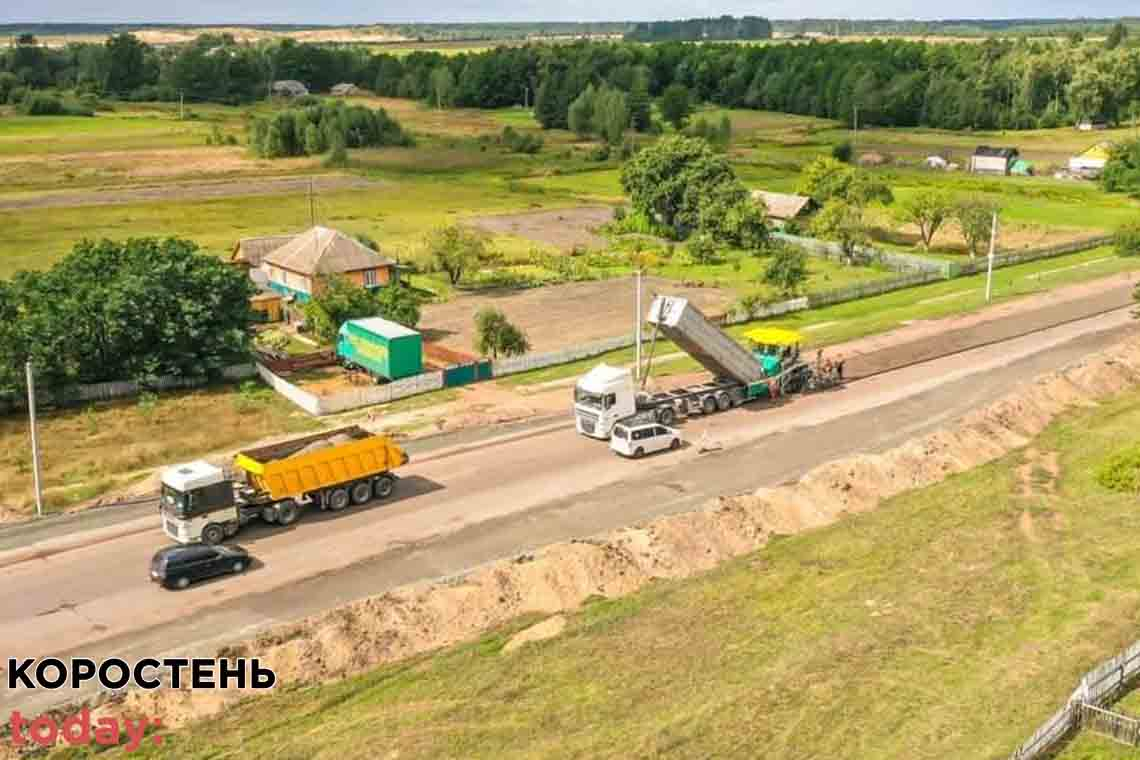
{"left": 150, "top": 544, "right": 251, "bottom": 590}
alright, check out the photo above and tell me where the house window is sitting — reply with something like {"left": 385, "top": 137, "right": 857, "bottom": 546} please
{"left": 363, "top": 269, "right": 378, "bottom": 287}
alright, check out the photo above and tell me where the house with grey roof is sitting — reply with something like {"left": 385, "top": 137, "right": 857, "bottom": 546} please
{"left": 259, "top": 226, "right": 397, "bottom": 303}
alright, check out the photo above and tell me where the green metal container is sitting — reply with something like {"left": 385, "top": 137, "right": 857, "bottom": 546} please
{"left": 337, "top": 317, "right": 423, "bottom": 381}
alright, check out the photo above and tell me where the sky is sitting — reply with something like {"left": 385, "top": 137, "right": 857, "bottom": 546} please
{"left": 1, "top": 0, "right": 1138, "bottom": 25}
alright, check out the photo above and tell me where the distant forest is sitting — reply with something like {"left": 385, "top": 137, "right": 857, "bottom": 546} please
{"left": 2, "top": 17, "right": 1138, "bottom": 42}
{"left": 625, "top": 17, "right": 772, "bottom": 43}
{"left": 3, "top": 32, "right": 1139, "bottom": 130}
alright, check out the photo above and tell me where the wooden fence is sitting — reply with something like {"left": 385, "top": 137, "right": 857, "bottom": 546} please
{"left": 1079, "top": 703, "right": 1140, "bottom": 747}
{"left": 1009, "top": 638, "right": 1140, "bottom": 759}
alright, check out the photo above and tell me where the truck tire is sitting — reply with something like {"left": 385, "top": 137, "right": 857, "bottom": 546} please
{"left": 202, "top": 523, "right": 225, "bottom": 545}
{"left": 350, "top": 481, "right": 372, "bottom": 505}
{"left": 373, "top": 475, "right": 395, "bottom": 499}
{"left": 261, "top": 506, "right": 278, "bottom": 524}
{"left": 656, "top": 405, "right": 676, "bottom": 426}
{"left": 701, "top": 395, "right": 717, "bottom": 415}
{"left": 715, "top": 391, "right": 731, "bottom": 411}
{"left": 276, "top": 500, "right": 299, "bottom": 526}
{"left": 327, "top": 488, "right": 350, "bottom": 511}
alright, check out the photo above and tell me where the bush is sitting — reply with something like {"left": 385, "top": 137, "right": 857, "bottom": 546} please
{"left": 499, "top": 126, "right": 543, "bottom": 154}
{"left": 22, "top": 93, "right": 93, "bottom": 117}
{"left": 1096, "top": 446, "right": 1140, "bottom": 493}
{"left": 1115, "top": 221, "right": 1140, "bottom": 257}
{"left": 587, "top": 143, "right": 610, "bottom": 162}
{"left": 832, "top": 140, "right": 854, "bottom": 163}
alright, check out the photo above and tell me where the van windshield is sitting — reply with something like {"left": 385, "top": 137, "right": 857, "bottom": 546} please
{"left": 613, "top": 427, "right": 628, "bottom": 439}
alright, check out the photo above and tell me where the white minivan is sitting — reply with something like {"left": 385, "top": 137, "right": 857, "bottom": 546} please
{"left": 610, "top": 422, "right": 681, "bottom": 458}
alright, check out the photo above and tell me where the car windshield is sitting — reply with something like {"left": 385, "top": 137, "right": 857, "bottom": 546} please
{"left": 613, "top": 427, "right": 628, "bottom": 439}
{"left": 575, "top": 387, "right": 606, "bottom": 409}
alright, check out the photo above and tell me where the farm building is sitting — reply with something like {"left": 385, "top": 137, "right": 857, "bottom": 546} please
{"left": 330, "top": 83, "right": 359, "bottom": 96}
{"left": 272, "top": 80, "right": 309, "bottom": 97}
{"left": 260, "top": 226, "right": 397, "bottom": 303}
{"left": 1077, "top": 120, "right": 1108, "bottom": 131}
{"left": 1069, "top": 143, "right": 1113, "bottom": 178}
{"left": 231, "top": 234, "right": 299, "bottom": 269}
{"left": 970, "top": 146, "right": 1019, "bottom": 175}
{"left": 750, "top": 191, "right": 815, "bottom": 223}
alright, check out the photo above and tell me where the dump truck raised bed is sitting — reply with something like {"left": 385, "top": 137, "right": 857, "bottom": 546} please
{"left": 574, "top": 295, "right": 840, "bottom": 439}
{"left": 159, "top": 426, "right": 409, "bottom": 544}
{"left": 337, "top": 316, "right": 423, "bottom": 381}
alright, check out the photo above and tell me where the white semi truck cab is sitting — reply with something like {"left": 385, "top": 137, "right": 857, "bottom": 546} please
{"left": 574, "top": 364, "right": 637, "bottom": 438}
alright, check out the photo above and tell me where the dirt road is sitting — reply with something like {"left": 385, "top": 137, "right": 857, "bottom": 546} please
{"left": 0, "top": 174, "right": 379, "bottom": 211}
{"left": 1, "top": 305, "right": 1134, "bottom": 716}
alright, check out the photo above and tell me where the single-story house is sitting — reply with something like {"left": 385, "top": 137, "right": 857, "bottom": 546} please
{"left": 970, "top": 146, "right": 1019, "bottom": 175}
{"left": 1069, "top": 142, "right": 1113, "bottom": 178}
{"left": 272, "top": 80, "right": 309, "bottom": 98}
{"left": 231, "top": 234, "right": 299, "bottom": 269}
{"left": 924, "top": 155, "right": 948, "bottom": 170}
{"left": 260, "top": 226, "right": 397, "bottom": 303}
{"left": 1077, "top": 120, "right": 1108, "bottom": 132}
{"left": 1010, "top": 159, "right": 1034, "bottom": 176}
{"left": 750, "top": 190, "right": 815, "bottom": 223}
{"left": 330, "top": 83, "right": 360, "bottom": 97}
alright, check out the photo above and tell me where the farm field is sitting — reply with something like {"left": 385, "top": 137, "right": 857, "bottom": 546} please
{"left": 92, "top": 379, "right": 1140, "bottom": 760}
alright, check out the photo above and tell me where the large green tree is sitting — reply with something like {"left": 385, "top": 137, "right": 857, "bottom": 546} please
{"left": 474, "top": 307, "right": 530, "bottom": 359}
{"left": 620, "top": 135, "right": 749, "bottom": 236}
{"left": 661, "top": 83, "right": 692, "bottom": 130}
{"left": 1103, "top": 139, "right": 1140, "bottom": 197}
{"left": 3, "top": 238, "right": 254, "bottom": 392}
{"left": 898, "top": 189, "right": 955, "bottom": 250}
{"left": 426, "top": 225, "right": 494, "bottom": 286}
{"left": 796, "top": 156, "right": 894, "bottom": 206}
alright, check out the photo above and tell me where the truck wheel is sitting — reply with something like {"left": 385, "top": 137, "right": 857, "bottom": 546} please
{"left": 261, "top": 506, "right": 278, "bottom": 524}
{"left": 350, "top": 481, "right": 372, "bottom": 505}
{"left": 373, "top": 475, "right": 395, "bottom": 499}
{"left": 656, "top": 406, "right": 676, "bottom": 426}
{"left": 276, "top": 500, "right": 299, "bottom": 526}
{"left": 327, "top": 488, "right": 350, "bottom": 511}
{"left": 715, "top": 391, "right": 731, "bottom": 411}
{"left": 202, "top": 523, "right": 225, "bottom": 545}
{"left": 701, "top": 395, "right": 717, "bottom": 415}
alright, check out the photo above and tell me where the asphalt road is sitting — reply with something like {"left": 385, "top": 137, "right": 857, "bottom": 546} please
{"left": 2, "top": 305, "right": 1134, "bottom": 716}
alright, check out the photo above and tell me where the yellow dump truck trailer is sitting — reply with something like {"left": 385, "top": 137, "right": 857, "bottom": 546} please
{"left": 159, "top": 426, "right": 408, "bottom": 544}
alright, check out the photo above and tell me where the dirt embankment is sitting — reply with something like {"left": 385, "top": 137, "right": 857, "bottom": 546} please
{"left": 23, "top": 334, "right": 1140, "bottom": 745}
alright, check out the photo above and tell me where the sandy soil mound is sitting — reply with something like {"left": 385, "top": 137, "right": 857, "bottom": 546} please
{"left": 49, "top": 333, "right": 1140, "bottom": 736}
{"left": 503, "top": 615, "right": 568, "bottom": 654}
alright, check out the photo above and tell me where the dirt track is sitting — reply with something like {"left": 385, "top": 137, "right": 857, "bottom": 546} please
{"left": 466, "top": 206, "right": 614, "bottom": 251}
{"left": 0, "top": 174, "right": 379, "bottom": 211}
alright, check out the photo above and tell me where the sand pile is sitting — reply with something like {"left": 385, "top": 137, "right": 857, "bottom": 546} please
{"left": 51, "top": 333, "right": 1140, "bottom": 736}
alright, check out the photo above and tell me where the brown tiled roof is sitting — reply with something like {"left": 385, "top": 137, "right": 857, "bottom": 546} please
{"left": 232, "top": 235, "right": 297, "bottom": 266}
{"left": 262, "top": 226, "right": 395, "bottom": 276}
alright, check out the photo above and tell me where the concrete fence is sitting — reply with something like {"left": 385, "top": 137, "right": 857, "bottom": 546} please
{"left": 256, "top": 363, "right": 446, "bottom": 416}
{"left": 4, "top": 364, "right": 257, "bottom": 411}
{"left": 1009, "top": 638, "right": 1140, "bottom": 759}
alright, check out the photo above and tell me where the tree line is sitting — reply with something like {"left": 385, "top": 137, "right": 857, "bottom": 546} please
{"left": 624, "top": 16, "right": 772, "bottom": 43}
{"left": 249, "top": 100, "right": 411, "bottom": 159}
{"left": 5, "top": 32, "right": 1139, "bottom": 129}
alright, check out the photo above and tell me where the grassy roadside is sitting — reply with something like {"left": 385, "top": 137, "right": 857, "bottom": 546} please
{"left": 88, "top": 379, "right": 1140, "bottom": 759}
{"left": 500, "top": 244, "right": 1135, "bottom": 387}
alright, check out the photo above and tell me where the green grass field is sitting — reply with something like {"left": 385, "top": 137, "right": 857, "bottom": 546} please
{"left": 82, "top": 378, "right": 1140, "bottom": 759}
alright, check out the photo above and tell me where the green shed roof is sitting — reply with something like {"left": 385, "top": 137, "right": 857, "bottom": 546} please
{"left": 345, "top": 317, "right": 419, "bottom": 340}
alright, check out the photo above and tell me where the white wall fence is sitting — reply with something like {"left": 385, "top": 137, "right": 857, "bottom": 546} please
{"left": 256, "top": 364, "right": 446, "bottom": 416}
{"left": 1009, "top": 638, "right": 1140, "bottom": 759}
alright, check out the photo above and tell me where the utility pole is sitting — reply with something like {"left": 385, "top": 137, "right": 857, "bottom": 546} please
{"left": 853, "top": 104, "right": 859, "bottom": 152}
{"left": 523, "top": 85, "right": 529, "bottom": 110}
{"left": 179, "top": 91, "right": 184, "bottom": 120}
{"left": 26, "top": 362, "right": 43, "bottom": 519}
{"left": 308, "top": 178, "right": 315, "bottom": 227}
{"left": 635, "top": 269, "right": 643, "bottom": 384}
{"left": 985, "top": 211, "right": 999, "bottom": 303}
